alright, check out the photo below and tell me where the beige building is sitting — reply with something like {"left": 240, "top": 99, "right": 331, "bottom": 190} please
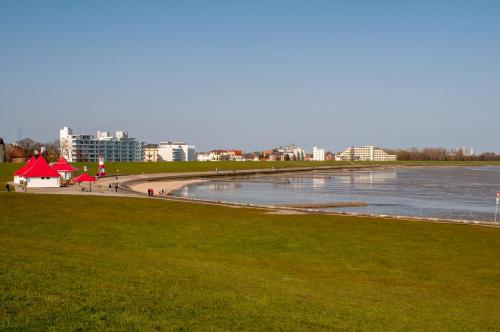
{"left": 144, "top": 144, "right": 159, "bottom": 162}
{"left": 336, "top": 146, "right": 397, "bottom": 161}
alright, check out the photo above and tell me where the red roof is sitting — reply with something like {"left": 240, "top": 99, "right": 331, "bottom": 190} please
{"left": 22, "top": 156, "right": 61, "bottom": 178}
{"left": 74, "top": 173, "right": 96, "bottom": 182}
{"left": 230, "top": 150, "right": 243, "bottom": 156}
{"left": 13, "top": 156, "right": 37, "bottom": 176}
{"left": 52, "top": 156, "right": 79, "bottom": 172}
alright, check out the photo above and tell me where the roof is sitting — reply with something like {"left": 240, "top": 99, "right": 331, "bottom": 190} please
{"left": 22, "top": 156, "right": 61, "bottom": 178}
{"left": 230, "top": 150, "right": 243, "bottom": 156}
{"left": 13, "top": 156, "right": 37, "bottom": 176}
{"left": 52, "top": 156, "right": 79, "bottom": 172}
{"left": 74, "top": 173, "right": 96, "bottom": 182}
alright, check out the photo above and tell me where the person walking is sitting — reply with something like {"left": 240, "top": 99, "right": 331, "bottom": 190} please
{"left": 147, "top": 188, "right": 151, "bottom": 197}
{"left": 150, "top": 188, "right": 154, "bottom": 197}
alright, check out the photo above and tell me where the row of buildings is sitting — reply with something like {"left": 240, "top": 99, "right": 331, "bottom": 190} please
{"left": 57, "top": 126, "right": 397, "bottom": 163}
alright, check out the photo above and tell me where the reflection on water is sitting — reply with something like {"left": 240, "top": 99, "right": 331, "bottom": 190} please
{"left": 176, "top": 168, "right": 500, "bottom": 221}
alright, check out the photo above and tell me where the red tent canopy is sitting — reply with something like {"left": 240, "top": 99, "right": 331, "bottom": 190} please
{"left": 74, "top": 173, "right": 96, "bottom": 182}
{"left": 22, "top": 156, "right": 61, "bottom": 178}
{"left": 52, "top": 156, "right": 79, "bottom": 172}
{"left": 13, "top": 156, "right": 37, "bottom": 176}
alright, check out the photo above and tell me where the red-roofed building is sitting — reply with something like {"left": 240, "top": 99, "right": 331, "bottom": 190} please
{"left": 13, "top": 156, "right": 37, "bottom": 184}
{"left": 15, "top": 156, "right": 61, "bottom": 188}
{"left": 52, "top": 156, "right": 79, "bottom": 180}
{"left": 209, "top": 149, "right": 246, "bottom": 161}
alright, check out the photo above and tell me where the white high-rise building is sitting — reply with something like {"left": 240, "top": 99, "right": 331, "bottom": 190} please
{"left": 158, "top": 141, "right": 196, "bottom": 161}
{"left": 59, "top": 127, "right": 144, "bottom": 162}
{"left": 312, "top": 146, "right": 325, "bottom": 161}
{"left": 336, "top": 146, "right": 397, "bottom": 161}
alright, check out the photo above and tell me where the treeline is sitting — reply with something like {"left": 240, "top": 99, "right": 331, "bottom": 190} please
{"left": 4, "top": 138, "right": 60, "bottom": 162}
{"left": 384, "top": 148, "right": 500, "bottom": 161}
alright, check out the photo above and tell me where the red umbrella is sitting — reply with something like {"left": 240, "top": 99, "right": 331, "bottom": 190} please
{"left": 74, "top": 173, "right": 96, "bottom": 191}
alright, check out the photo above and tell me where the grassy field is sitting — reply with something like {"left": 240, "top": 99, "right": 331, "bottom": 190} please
{"left": 1, "top": 193, "right": 499, "bottom": 330}
{"left": 2, "top": 160, "right": 500, "bottom": 190}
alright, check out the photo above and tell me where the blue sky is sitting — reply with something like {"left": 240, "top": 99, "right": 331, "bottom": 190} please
{"left": 0, "top": 1, "right": 499, "bottom": 152}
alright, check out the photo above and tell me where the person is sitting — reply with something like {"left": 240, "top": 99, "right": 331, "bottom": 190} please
{"left": 150, "top": 188, "right": 154, "bottom": 197}
{"left": 147, "top": 188, "right": 151, "bottom": 197}
{"left": 114, "top": 184, "right": 118, "bottom": 192}
{"left": 5, "top": 183, "right": 10, "bottom": 192}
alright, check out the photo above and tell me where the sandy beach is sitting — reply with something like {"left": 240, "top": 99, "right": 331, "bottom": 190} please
{"left": 128, "top": 179, "right": 207, "bottom": 195}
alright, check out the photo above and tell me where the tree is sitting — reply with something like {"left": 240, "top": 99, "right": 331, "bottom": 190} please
{"left": 16, "top": 138, "right": 36, "bottom": 159}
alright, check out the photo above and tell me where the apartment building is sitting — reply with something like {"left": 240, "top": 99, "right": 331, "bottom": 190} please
{"left": 336, "top": 146, "right": 397, "bottom": 161}
{"left": 59, "top": 127, "right": 144, "bottom": 162}
{"left": 312, "top": 146, "right": 325, "bottom": 161}
{"left": 158, "top": 141, "right": 195, "bottom": 161}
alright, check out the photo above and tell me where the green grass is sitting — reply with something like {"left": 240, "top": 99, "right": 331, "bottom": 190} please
{"left": 1, "top": 193, "right": 500, "bottom": 330}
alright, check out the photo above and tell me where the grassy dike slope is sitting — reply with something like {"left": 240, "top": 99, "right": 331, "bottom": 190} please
{"left": 1, "top": 193, "right": 500, "bottom": 330}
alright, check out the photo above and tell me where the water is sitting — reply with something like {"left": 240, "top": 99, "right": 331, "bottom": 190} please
{"left": 175, "top": 167, "right": 500, "bottom": 221}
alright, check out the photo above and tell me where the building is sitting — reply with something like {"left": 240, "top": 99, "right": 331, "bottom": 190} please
{"left": 14, "top": 156, "right": 61, "bottom": 188}
{"left": 52, "top": 156, "right": 78, "bottom": 180}
{"left": 196, "top": 152, "right": 211, "bottom": 162}
{"left": 312, "top": 146, "right": 325, "bottom": 161}
{"left": 325, "top": 151, "right": 335, "bottom": 161}
{"left": 272, "top": 145, "right": 306, "bottom": 161}
{"left": 144, "top": 144, "right": 159, "bottom": 162}
{"left": 13, "top": 156, "right": 36, "bottom": 184}
{"left": 336, "top": 146, "right": 397, "bottom": 161}
{"left": 0, "top": 138, "right": 5, "bottom": 163}
{"left": 451, "top": 147, "right": 474, "bottom": 157}
{"left": 59, "top": 127, "right": 144, "bottom": 162}
{"left": 158, "top": 141, "right": 195, "bottom": 161}
{"left": 209, "top": 150, "right": 245, "bottom": 161}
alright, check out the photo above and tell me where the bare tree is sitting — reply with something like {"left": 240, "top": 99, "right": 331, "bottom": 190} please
{"left": 16, "top": 138, "right": 36, "bottom": 159}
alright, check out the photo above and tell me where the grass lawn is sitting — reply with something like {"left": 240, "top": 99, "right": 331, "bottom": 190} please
{"left": 1, "top": 193, "right": 499, "bottom": 330}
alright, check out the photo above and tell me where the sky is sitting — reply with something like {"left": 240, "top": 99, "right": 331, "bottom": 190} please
{"left": 0, "top": 0, "right": 499, "bottom": 153}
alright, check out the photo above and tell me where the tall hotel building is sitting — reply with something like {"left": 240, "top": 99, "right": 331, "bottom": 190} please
{"left": 59, "top": 127, "right": 144, "bottom": 162}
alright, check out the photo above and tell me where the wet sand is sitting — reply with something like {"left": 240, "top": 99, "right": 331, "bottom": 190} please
{"left": 128, "top": 179, "right": 207, "bottom": 195}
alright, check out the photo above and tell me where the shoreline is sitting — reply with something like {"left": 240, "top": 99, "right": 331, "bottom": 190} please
{"left": 128, "top": 179, "right": 208, "bottom": 196}
{"left": 14, "top": 164, "right": 497, "bottom": 227}
{"left": 115, "top": 165, "right": 499, "bottom": 227}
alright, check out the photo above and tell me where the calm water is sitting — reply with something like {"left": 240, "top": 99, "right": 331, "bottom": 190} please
{"left": 175, "top": 167, "right": 500, "bottom": 221}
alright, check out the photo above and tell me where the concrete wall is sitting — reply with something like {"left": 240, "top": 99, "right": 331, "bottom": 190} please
{"left": 26, "top": 177, "right": 60, "bottom": 188}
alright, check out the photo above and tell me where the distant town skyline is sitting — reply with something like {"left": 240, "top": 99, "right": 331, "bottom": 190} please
{"left": 1, "top": 1, "right": 499, "bottom": 153}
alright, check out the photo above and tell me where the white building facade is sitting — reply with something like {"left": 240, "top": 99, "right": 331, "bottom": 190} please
{"left": 336, "top": 146, "right": 397, "bottom": 161}
{"left": 312, "top": 147, "right": 325, "bottom": 161}
{"left": 158, "top": 142, "right": 195, "bottom": 161}
{"left": 60, "top": 127, "right": 144, "bottom": 162}
{"left": 196, "top": 152, "right": 211, "bottom": 162}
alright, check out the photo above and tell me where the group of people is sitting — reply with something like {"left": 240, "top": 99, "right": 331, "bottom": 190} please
{"left": 147, "top": 188, "right": 169, "bottom": 197}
